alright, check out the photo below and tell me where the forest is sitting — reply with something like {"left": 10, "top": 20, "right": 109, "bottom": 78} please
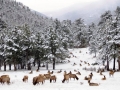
{"left": 0, "top": 0, "right": 120, "bottom": 71}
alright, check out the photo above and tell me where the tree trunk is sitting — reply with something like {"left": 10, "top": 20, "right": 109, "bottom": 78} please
{"left": 4, "top": 62, "right": 6, "bottom": 71}
{"left": 53, "top": 58, "right": 55, "bottom": 70}
{"left": 33, "top": 61, "right": 36, "bottom": 66}
{"left": 46, "top": 62, "right": 48, "bottom": 70}
{"left": 14, "top": 63, "right": 17, "bottom": 71}
{"left": 0, "top": 60, "right": 1, "bottom": 70}
{"left": 27, "top": 63, "right": 31, "bottom": 70}
{"left": 119, "top": 60, "right": 120, "bottom": 70}
{"left": 107, "top": 59, "right": 109, "bottom": 71}
{"left": 113, "top": 43, "right": 116, "bottom": 70}
{"left": 18, "top": 64, "right": 20, "bottom": 69}
{"left": 20, "top": 63, "right": 24, "bottom": 69}
{"left": 9, "top": 64, "right": 11, "bottom": 70}
{"left": 37, "top": 60, "right": 40, "bottom": 70}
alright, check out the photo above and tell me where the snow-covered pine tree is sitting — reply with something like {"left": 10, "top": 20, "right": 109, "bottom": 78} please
{"left": 0, "top": 19, "right": 7, "bottom": 70}
{"left": 72, "top": 18, "right": 87, "bottom": 48}
{"left": 97, "top": 11, "right": 113, "bottom": 70}
{"left": 89, "top": 23, "right": 98, "bottom": 57}
{"left": 108, "top": 7, "right": 120, "bottom": 70}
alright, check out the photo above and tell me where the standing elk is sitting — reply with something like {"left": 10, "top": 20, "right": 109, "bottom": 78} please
{"left": 50, "top": 75, "right": 57, "bottom": 83}
{"left": 62, "top": 74, "right": 70, "bottom": 83}
{"left": 109, "top": 70, "right": 115, "bottom": 77}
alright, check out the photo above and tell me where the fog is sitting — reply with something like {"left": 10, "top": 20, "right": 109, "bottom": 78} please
{"left": 44, "top": 0, "right": 120, "bottom": 24}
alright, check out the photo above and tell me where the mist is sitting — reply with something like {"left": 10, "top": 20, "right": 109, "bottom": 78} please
{"left": 44, "top": 0, "right": 120, "bottom": 24}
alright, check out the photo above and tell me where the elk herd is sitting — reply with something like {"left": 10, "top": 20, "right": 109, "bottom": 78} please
{"left": 0, "top": 51, "right": 117, "bottom": 87}
{"left": 0, "top": 68, "right": 116, "bottom": 86}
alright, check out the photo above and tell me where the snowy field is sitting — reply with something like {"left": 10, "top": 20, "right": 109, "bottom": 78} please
{"left": 0, "top": 48, "right": 120, "bottom": 90}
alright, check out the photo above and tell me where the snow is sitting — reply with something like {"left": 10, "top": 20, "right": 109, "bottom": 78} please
{"left": 0, "top": 47, "right": 120, "bottom": 90}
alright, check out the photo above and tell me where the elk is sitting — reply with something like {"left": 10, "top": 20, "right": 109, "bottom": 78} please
{"left": 74, "top": 69, "right": 77, "bottom": 72}
{"left": 84, "top": 76, "right": 92, "bottom": 80}
{"left": 22, "top": 75, "right": 28, "bottom": 82}
{"left": 101, "top": 75, "right": 106, "bottom": 80}
{"left": 109, "top": 70, "right": 115, "bottom": 77}
{"left": 76, "top": 71, "right": 81, "bottom": 75}
{"left": 44, "top": 73, "right": 51, "bottom": 80}
{"left": 33, "top": 74, "right": 45, "bottom": 85}
{"left": 89, "top": 72, "right": 93, "bottom": 77}
{"left": 88, "top": 63, "right": 90, "bottom": 66}
{"left": 48, "top": 70, "right": 53, "bottom": 74}
{"left": 62, "top": 74, "right": 70, "bottom": 83}
{"left": 0, "top": 75, "right": 10, "bottom": 85}
{"left": 73, "top": 63, "right": 77, "bottom": 66}
{"left": 88, "top": 80, "right": 99, "bottom": 86}
{"left": 67, "top": 71, "right": 79, "bottom": 80}
{"left": 50, "top": 75, "right": 57, "bottom": 83}
{"left": 80, "top": 64, "right": 82, "bottom": 66}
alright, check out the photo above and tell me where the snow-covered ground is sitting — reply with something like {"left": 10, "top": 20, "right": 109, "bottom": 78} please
{"left": 0, "top": 47, "right": 120, "bottom": 90}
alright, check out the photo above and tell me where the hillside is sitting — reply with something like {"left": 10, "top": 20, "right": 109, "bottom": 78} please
{"left": 0, "top": 0, "right": 52, "bottom": 32}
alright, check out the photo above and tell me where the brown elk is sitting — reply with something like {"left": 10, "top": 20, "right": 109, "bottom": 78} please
{"left": 50, "top": 75, "right": 57, "bottom": 83}
{"left": 68, "top": 72, "right": 79, "bottom": 80}
{"left": 101, "top": 75, "right": 106, "bottom": 80}
{"left": 48, "top": 70, "right": 53, "bottom": 74}
{"left": 79, "top": 64, "right": 82, "bottom": 66}
{"left": 33, "top": 75, "right": 45, "bottom": 85}
{"left": 73, "top": 63, "right": 77, "bottom": 66}
{"left": 22, "top": 75, "right": 28, "bottom": 82}
{"left": 109, "top": 70, "right": 115, "bottom": 77}
{"left": 0, "top": 75, "right": 10, "bottom": 85}
{"left": 88, "top": 80, "right": 99, "bottom": 86}
{"left": 62, "top": 74, "right": 70, "bottom": 83}
{"left": 44, "top": 73, "right": 51, "bottom": 80}
{"left": 84, "top": 76, "right": 92, "bottom": 80}
{"left": 74, "top": 69, "right": 77, "bottom": 72}
{"left": 89, "top": 72, "right": 93, "bottom": 77}
{"left": 76, "top": 71, "right": 81, "bottom": 75}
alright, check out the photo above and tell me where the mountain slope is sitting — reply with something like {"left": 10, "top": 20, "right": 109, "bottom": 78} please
{"left": 0, "top": 0, "right": 52, "bottom": 32}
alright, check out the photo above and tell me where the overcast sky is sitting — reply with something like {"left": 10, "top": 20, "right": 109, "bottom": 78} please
{"left": 15, "top": 0, "right": 119, "bottom": 22}
{"left": 15, "top": 0, "right": 98, "bottom": 13}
